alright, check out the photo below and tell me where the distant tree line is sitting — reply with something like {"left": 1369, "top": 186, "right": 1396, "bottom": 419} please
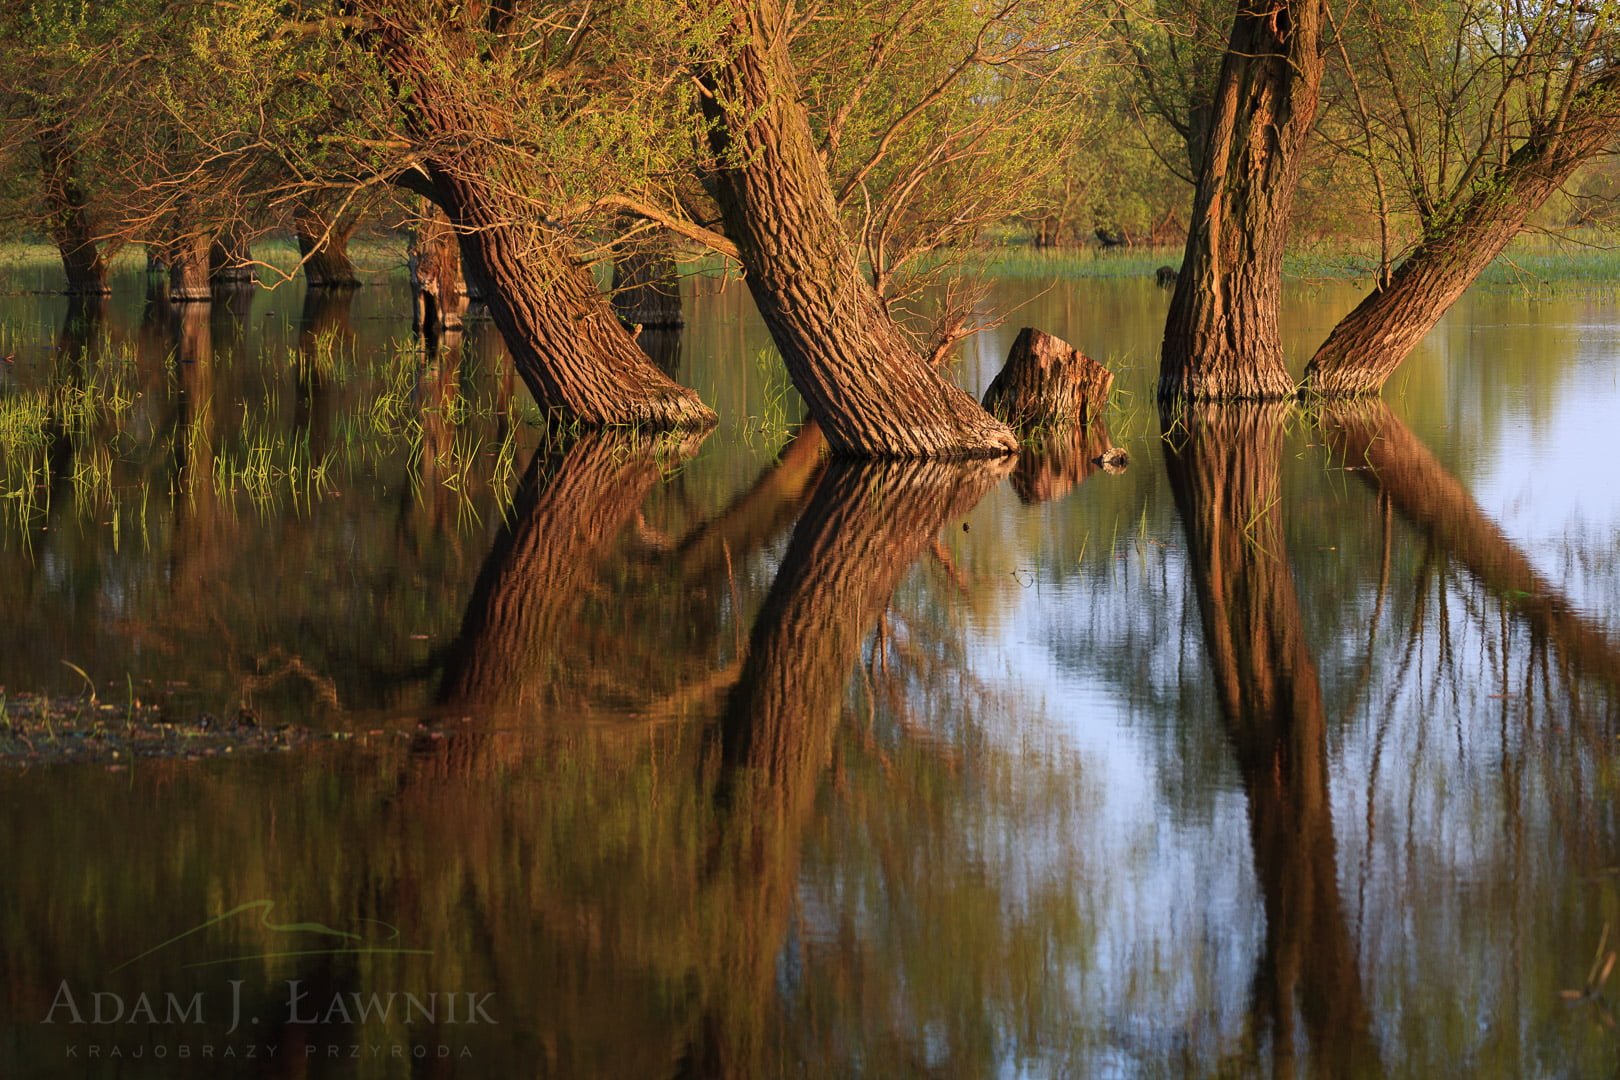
{"left": 4, "top": 0, "right": 1620, "bottom": 453}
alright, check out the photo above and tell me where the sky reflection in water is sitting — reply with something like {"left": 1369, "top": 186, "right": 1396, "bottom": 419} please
{"left": 0, "top": 275, "right": 1616, "bottom": 1077}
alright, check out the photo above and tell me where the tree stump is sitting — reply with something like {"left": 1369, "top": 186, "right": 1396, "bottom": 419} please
{"left": 982, "top": 328, "right": 1114, "bottom": 429}
{"left": 408, "top": 209, "right": 466, "bottom": 335}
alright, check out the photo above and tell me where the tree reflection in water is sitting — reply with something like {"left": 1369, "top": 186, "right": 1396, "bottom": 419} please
{"left": 1161, "top": 403, "right": 1377, "bottom": 1079}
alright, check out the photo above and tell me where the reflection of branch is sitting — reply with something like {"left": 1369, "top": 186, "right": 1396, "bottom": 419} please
{"left": 1319, "top": 400, "right": 1620, "bottom": 697}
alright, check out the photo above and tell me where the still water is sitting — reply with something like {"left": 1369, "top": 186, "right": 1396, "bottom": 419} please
{"left": 0, "top": 271, "right": 1617, "bottom": 1077}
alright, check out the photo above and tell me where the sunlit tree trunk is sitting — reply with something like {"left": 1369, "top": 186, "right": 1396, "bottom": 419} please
{"left": 167, "top": 231, "right": 213, "bottom": 303}
{"left": 293, "top": 201, "right": 362, "bottom": 289}
{"left": 372, "top": 19, "right": 715, "bottom": 430}
{"left": 1161, "top": 403, "right": 1376, "bottom": 1077}
{"left": 407, "top": 205, "right": 465, "bottom": 337}
{"left": 1304, "top": 89, "right": 1620, "bottom": 395}
{"left": 37, "top": 121, "right": 110, "bottom": 296}
{"left": 699, "top": 5, "right": 1016, "bottom": 458}
{"left": 1159, "top": 0, "right": 1324, "bottom": 400}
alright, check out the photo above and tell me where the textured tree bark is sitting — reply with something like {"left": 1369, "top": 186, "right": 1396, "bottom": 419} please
{"left": 699, "top": 6, "right": 1016, "bottom": 458}
{"left": 293, "top": 202, "right": 362, "bottom": 290}
{"left": 982, "top": 327, "right": 1114, "bottom": 429}
{"left": 373, "top": 20, "right": 715, "bottom": 430}
{"left": 1160, "top": 402, "right": 1375, "bottom": 1077}
{"left": 1319, "top": 400, "right": 1620, "bottom": 689}
{"left": 37, "top": 122, "right": 110, "bottom": 296}
{"left": 407, "top": 206, "right": 466, "bottom": 336}
{"left": 208, "top": 223, "right": 257, "bottom": 288}
{"left": 1159, "top": 0, "right": 1324, "bottom": 400}
{"left": 1304, "top": 87, "right": 1620, "bottom": 396}
{"left": 167, "top": 232, "right": 213, "bottom": 303}
{"left": 611, "top": 244, "right": 684, "bottom": 330}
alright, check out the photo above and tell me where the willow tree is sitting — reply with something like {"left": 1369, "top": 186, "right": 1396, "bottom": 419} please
{"left": 1158, "top": 0, "right": 1326, "bottom": 400}
{"left": 327, "top": 2, "right": 714, "bottom": 430}
{"left": 1304, "top": 0, "right": 1620, "bottom": 395}
{"left": 0, "top": 2, "right": 121, "bottom": 294}
{"left": 631, "top": 0, "right": 1100, "bottom": 456}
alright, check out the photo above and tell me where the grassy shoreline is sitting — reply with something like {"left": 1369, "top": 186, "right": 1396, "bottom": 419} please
{"left": 5, "top": 229, "right": 1620, "bottom": 295}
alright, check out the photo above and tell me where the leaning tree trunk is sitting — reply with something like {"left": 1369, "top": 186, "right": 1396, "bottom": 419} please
{"left": 208, "top": 222, "right": 257, "bottom": 288}
{"left": 37, "top": 121, "right": 110, "bottom": 296}
{"left": 293, "top": 201, "right": 362, "bottom": 289}
{"left": 407, "top": 205, "right": 466, "bottom": 336}
{"left": 373, "top": 22, "right": 714, "bottom": 431}
{"left": 1161, "top": 402, "right": 1376, "bottom": 1077}
{"left": 699, "top": 7, "right": 1016, "bottom": 458}
{"left": 1304, "top": 83, "right": 1620, "bottom": 396}
{"left": 1159, "top": 0, "right": 1324, "bottom": 400}
{"left": 611, "top": 241, "right": 684, "bottom": 330}
{"left": 167, "top": 232, "right": 213, "bottom": 303}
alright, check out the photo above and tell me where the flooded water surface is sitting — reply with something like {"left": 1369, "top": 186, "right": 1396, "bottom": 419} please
{"left": 1, "top": 272, "right": 1617, "bottom": 1077}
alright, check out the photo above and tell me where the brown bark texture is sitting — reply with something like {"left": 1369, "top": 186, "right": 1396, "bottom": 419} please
{"left": 167, "top": 232, "right": 213, "bottom": 303}
{"left": 293, "top": 202, "right": 362, "bottom": 289}
{"left": 1160, "top": 402, "right": 1376, "bottom": 1077}
{"left": 37, "top": 122, "right": 110, "bottom": 296}
{"left": 1304, "top": 80, "right": 1620, "bottom": 396}
{"left": 982, "top": 327, "right": 1114, "bottom": 429}
{"left": 699, "top": 6, "right": 1016, "bottom": 458}
{"left": 1159, "top": 0, "right": 1324, "bottom": 401}
{"left": 407, "top": 206, "right": 466, "bottom": 335}
{"left": 1319, "top": 400, "right": 1620, "bottom": 692}
{"left": 375, "top": 20, "right": 715, "bottom": 431}
{"left": 612, "top": 245, "right": 684, "bottom": 329}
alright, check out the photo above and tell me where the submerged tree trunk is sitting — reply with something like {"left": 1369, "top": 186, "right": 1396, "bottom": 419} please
{"left": 293, "top": 201, "right": 362, "bottom": 289}
{"left": 1304, "top": 88, "right": 1620, "bottom": 395}
{"left": 407, "top": 206, "right": 466, "bottom": 336}
{"left": 373, "top": 23, "right": 715, "bottom": 431}
{"left": 1161, "top": 403, "right": 1376, "bottom": 1077}
{"left": 1159, "top": 0, "right": 1324, "bottom": 400}
{"left": 209, "top": 223, "right": 257, "bottom": 288}
{"left": 612, "top": 242, "right": 684, "bottom": 330}
{"left": 699, "top": 8, "right": 1016, "bottom": 458}
{"left": 37, "top": 121, "right": 110, "bottom": 296}
{"left": 167, "top": 232, "right": 213, "bottom": 303}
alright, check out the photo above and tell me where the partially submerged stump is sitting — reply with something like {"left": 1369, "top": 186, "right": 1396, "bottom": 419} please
{"left": 982, "top": 328, "right": 1114, "bottom": 429}
{"left": 408, "top": 212, "right": 466, "bottom": 336}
